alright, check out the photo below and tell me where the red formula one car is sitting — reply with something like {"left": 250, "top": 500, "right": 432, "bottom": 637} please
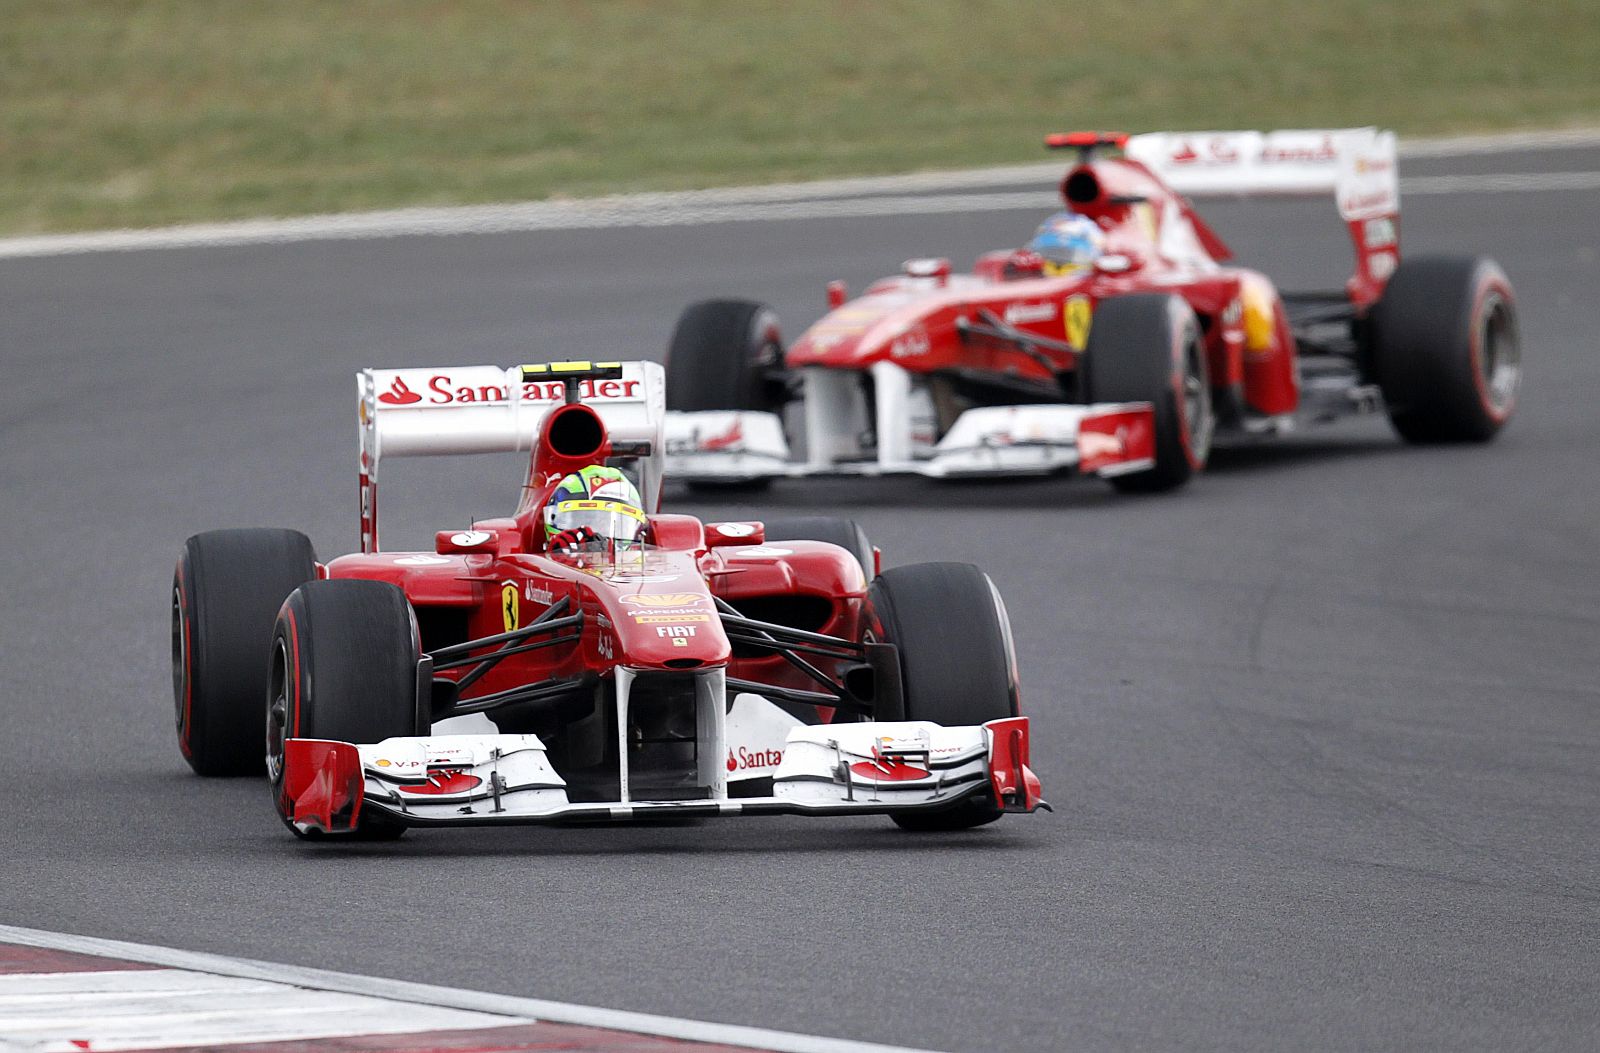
{"left": 171, "top": 362, "right": 1042, "bottom": 838}
{"left": 662, "top": 128, "right": 1521, "bottom": 492}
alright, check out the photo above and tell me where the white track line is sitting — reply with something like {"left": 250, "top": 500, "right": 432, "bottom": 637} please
{"left": 0, "top": 924, "right": 946, "bottom": 1053}
{"left": 2, "top": 127, "right": 1598, "bottom": 260}
{"left": 0, "top": 969, "right": 525, "bottom": 1052}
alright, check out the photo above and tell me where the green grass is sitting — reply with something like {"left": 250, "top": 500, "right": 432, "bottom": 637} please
{"left": 2, "top": 0, "right": 1597, "bottom": 234}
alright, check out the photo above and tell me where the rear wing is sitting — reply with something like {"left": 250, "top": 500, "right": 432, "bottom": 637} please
{"left": 1124, "top": 128, "right": 1400, "bottom": 304}
{"left": 357, "top": 361, "right": 665, "bottom": 553}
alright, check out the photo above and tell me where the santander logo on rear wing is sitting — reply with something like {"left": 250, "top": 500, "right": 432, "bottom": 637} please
{"left": 1125, "top": 127, "right": 1400, "bottom": 305}
{"left": 1125, "top": 128, "right": 1398, "bottom": 219}
{"left": 373, "top": 368, "right": 644, "bottom": 410}
{"left": 357, "top": 362, "right": 665, "bottom": 553}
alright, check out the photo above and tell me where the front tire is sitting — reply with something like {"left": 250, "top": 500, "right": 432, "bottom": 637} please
{"left": 1370, "top": 255, "right": 1520, "bottom": 443}
{"left": 666, "top": 299, "right": 787, "bottom": 493}
{"left": 268, "top": 579, "right": 424, "bottom": 839}
{"left": 1082, "top": 293, "right": 1212, "bottom": 493}
{"left": 173, "top": 528, "right": 317, "bottom": 776}
{"left": 868, "top": 563, "right": 1019, "bottom": 831}
{"left": 762, "top": 516, "right": 875, "bottom": 579}
{"left": 666, "top": 299, "right": 786, "bottom": 413}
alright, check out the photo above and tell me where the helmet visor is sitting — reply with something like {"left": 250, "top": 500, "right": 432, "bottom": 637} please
{"left": 547, "top": 499, "right": 647, "bottom": 543}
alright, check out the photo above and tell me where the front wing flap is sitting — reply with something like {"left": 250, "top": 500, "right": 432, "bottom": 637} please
{"left": 664, "top": 405, "right": 1155, "bottom": 481}
{"left": 278, "top": 719, "right": 1043, "bottom": 834}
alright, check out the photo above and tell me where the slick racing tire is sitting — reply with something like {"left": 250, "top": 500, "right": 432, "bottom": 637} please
{"left": 666, "top": 299, "right": 786, "bottom": 492}
{"left": 1369, "top": 255, "right": 1520, "bottom": 443}
{"left": 761, "top": 516, "right": 875, "bottom": 579}
{"left": 173, "top": 528, "right": 317, "bottom": 777}
{"left": 666, "top": 299, "right": 786, "bottom": 413}
{"left": 268, "top": 580, "right": 424, "bottom": 840}
{"left": 1082, "top": 293, "right": 1212, "bottom": 493}
{"left": 868, "top": 563, "right": 1019, "bottom": 832}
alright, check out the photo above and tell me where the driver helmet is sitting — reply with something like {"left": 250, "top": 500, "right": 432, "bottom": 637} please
{"left": 544, "top": 465, "right": 647, "bottom": 551}
{"left": 1026, "top": 212, "right": 1104, "bottom": 275}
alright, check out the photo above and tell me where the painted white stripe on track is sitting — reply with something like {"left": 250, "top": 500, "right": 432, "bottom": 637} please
{"left": 1, "top": 125, "right": 1597, "bottom": 259}
{"left": 0, "top": 924, "right": 948, "bottom": 1053}
{"left": 0, "top": 969, "right": 524, "bottom": 1052}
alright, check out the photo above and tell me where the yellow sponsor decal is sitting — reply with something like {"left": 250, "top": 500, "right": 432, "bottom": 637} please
{"left": 552, "top": 499, "right": 647, "bottom": 522}
{"left": 621, "top": 593, "right": 706, "bottom": 607}
{"left": 501, "top": 582, "right": 519, "bottom": 632}
{"left": 1065, "top": 295, "right": 1093, "bottom": 352}
{"left": 632, "top": 614, "right": 710, "bottom": 624}
{"left": 1134, "top": 202, "right": 1159, "bottom": 244}
{"left": 519, "top": 360, "right": 623, "bottom": 375}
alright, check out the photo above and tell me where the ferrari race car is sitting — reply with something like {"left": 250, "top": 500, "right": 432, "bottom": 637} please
{"left": 662, "top": 128, "right": 1521, "bottom": 492}
{"left": 171, "top": 361, "right": 1043, "bottom": 838}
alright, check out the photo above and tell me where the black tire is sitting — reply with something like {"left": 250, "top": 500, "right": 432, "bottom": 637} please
{"left": 761, "top": 516, "right": 875, "bottom": 579}
{"left": 1081, "top": 293, "right": 1212, "bottom": 493}
{"left": 1369, "top": 255, "right": 1520, "bottom": 443}
{"left": 868, "top": 563, "right": 1019, "bottom": 831}
{"left": 172, "top": 528, "right": 317, "bottom": 776}
{"left": 666, "top": 299, "right": 787, "bottom": 493}
{"left": 268, "top": 580, "right": 424, "bottom": 839}
{"left": 665, "top": 299, "right": 786, "bottom": 413}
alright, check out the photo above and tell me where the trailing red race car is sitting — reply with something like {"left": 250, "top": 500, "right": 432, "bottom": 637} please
{"left": 172, "top": 361, "right": 1043, "bottom": 838}
{"left": 662, "top": 128, "right": 1521, "bottom": 492}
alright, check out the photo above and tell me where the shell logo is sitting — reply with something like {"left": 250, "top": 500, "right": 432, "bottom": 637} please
{"left": 621, "top": 593, "right": 705, "bottom": 607}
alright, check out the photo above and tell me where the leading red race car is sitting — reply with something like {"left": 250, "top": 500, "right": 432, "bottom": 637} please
{"left": 662, "top": 128, "right": 1521, "bottom": 492}
{"left": 172, "top": 361, "right": 1043, "bottom": 838}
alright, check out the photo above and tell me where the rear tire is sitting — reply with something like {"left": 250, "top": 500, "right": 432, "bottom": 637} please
{"left": 1082, "top": 293, "right": 1212, "bottom": 493}
{"left": 762, "top": 516, "right": 875, "bottom": 579}
{"left": 173, "top": 528, "right": 317, "bottom": 776}
{"left": 268, "top": 580, "right": 424, "bottom": 839}
{"left": 868, "top": 563, "right": 1019, "bottom": 831}
{"left": 1370, "top": 255, "right": 1520, "bottom": 443}
{"left": 666, "top": 299, "right": 786, "bottom": 493}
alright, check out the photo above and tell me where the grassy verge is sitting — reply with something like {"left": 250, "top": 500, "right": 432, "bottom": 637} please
{"left": 2, "top": 0, "right": 1597, "bottom": 235}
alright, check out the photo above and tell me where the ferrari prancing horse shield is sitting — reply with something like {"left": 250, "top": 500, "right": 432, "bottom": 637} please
{"left": 501, "top": 582, "right": 519, "bottom": 631}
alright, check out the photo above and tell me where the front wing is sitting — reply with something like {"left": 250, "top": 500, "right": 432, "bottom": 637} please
{"left": 278, "top": 719, "right": 1044, "bottom": 833}
{"left": 664, "top": 404, "right": 1156, "bottom": 482}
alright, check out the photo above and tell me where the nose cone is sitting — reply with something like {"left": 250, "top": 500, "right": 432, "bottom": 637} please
{"left": 602, "top": 586, "right": 731, "bottom": 670}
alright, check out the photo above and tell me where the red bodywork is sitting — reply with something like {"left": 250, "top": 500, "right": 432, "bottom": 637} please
{"left": 784, "top": 146, "right": 1394, "bottom": 421}
{"left": 331, "top": 402, "right": 868, "bottom": 709}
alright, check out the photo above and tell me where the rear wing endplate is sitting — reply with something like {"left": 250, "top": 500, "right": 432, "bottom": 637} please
{"left": 1124, "top": 128, "right": 1400, "bottom": 304}
{"left": 357, "top": 361, "right": 665, "bottom": 553}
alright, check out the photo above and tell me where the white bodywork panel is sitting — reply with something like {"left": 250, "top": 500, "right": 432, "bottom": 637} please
{"left": 774, "top": 721, "right": 990, "bottom": 806}
{"left": 358, "top": 734, "right": 569, "bottom": 821}
{"left": 726, "top": 692, "right": 805, "bottom": 781}
{"left": 1124, "top": 128, "right": 1399, "bottom": 221}
{"left": 665, "top": 360, "right": 1155, "bottom": 481}
{"left": 351, "top": 718, "right": 995, "bottom": 823}
{"left": 356, "top": 361, "right": 666, "bottom": 552}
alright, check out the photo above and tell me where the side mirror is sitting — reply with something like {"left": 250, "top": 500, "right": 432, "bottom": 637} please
{"left": 435, "top": 529, "right": 499, "bottom": 555}
{"left": 705, "top": 521, "right": 765, "bottom": 548}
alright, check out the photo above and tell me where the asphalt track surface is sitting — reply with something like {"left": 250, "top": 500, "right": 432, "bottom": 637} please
{"left": 2, "top": 145, "right": 1597, "bottom": 1051}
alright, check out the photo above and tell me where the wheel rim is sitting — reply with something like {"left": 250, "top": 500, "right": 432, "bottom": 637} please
{"left": 1181, "top": 337, "right": 1214, "bottom": 465}
{"left": 1477, "top": 293, "right": 1520, "bottom": 415}
{"left": 265, "top": 638, "right": 289, "bottom": 782}
{"left": 171, "top": 585, "right": 187, "bottom": 733}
